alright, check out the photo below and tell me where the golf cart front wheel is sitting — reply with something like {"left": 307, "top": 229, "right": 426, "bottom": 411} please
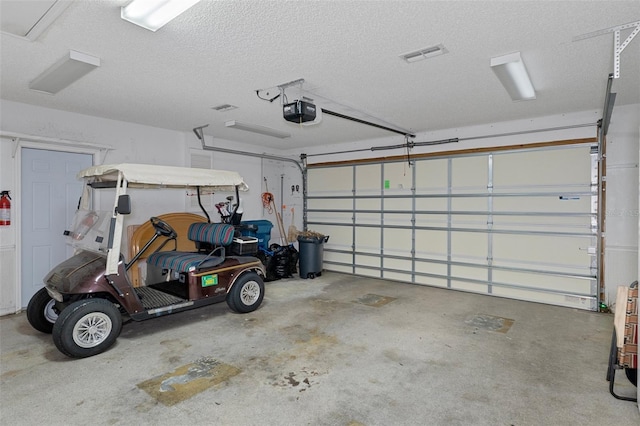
{"left": 227, "top": 272, "right": 265, "bottom": 313}
{"left": 52, "top": 299, "right": 122, "bottom": 358}
{"left": 27, "top": 287, "right": 59, "bottom": 333}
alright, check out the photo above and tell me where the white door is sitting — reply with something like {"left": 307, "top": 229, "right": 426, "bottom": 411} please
{"left": 21, "top": 148, "right": 92, "bottom": 307}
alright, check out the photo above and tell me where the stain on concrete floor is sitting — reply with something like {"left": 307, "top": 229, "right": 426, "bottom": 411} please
{"left": 159, "top": 338, "right": 191, "bottom": 365}
{"left": 248, "top": 326, "right": 338, "bottom": 393}
{"left": 353, "top": 293, "right": 397, "bottom": 307}
{"left": 137, "top": 357, "right": 240, "bottom": 406}
{"left": 273, "top": 370, "right": 315, "bottom": 392}
{"left": 465, "top": 314, "right": 515, "bottom": 334}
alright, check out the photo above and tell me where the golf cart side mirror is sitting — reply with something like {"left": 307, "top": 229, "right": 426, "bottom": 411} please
{"left": 116, "top": 194, "right": 131, "bottom": 215}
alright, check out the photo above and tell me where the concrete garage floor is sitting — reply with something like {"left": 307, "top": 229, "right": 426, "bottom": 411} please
{"left": 1, "top": 272, "right": 638, "bottom": 425}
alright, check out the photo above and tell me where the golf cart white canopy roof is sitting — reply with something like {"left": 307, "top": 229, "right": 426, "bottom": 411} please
{"left": 78, "top": 163, "right": 249, "bottom": 191}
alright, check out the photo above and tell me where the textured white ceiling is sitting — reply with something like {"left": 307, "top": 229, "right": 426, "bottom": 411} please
{"left": 1, "top": 0, "right": 639, "bottom": 150}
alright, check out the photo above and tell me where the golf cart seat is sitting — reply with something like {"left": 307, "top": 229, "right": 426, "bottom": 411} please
{"left": 146, "top": 223, "right": 235, "bottom": 273}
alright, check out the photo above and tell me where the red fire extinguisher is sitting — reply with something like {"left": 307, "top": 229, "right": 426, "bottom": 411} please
{"left": 0, "top": 191, "right": 11, "bottom": 226}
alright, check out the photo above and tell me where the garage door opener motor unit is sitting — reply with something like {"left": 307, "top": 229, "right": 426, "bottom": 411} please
{"left": 283, "top": 100, "right": 316, "bottom": 123}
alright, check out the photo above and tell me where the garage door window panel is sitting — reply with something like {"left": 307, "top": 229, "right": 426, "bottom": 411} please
{"left": 383, "top": 228, "right": 412, "bottom": 255}
{"left": 355, "top": 226, "right": 380, "bottom": 254}
{"left": 493, "top": 147, "right": 591, "bottom": 189}
{"left": 451, "top": 231, "right": 488, "bottom": 262}
{"left": 415, "top": 229, "right": 447, "bottom": 260}
{"left": 492, "top": 234, "right": 590, "bottom": 269}
{"left": 415, "top": 159, "right": 448, "bottom": 193}
{"left": 492, "top": 270, "right": 590, "bottom": 294}
{"left": 452, "top": 156, "right": 488, "bottom": 194}
{"left": 308, "top": 167, "right": 352, "bottom": 193}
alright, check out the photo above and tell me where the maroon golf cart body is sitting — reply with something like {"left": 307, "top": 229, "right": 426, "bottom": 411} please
{"left": 27, "top": 163, "right": 265, "bottom": 358}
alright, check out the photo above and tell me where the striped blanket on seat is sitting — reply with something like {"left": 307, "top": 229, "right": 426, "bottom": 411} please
{"left": 146, "top": 223, "right": 234, "bottom": 273}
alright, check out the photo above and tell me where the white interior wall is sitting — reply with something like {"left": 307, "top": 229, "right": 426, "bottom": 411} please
{"left": 1, "top": 100, "right": 637, "bottom": 315}
{"left": 254, "top": 158, "right": 304, "bottom": 247}
{"left": 0, "top": 99, "right": 292, "bottom": 314}
{"left": 1, "top": 100, "right": 190, "bottom": 226}
{"left": 0, "top": 139, "right": 17, "bottom": 315}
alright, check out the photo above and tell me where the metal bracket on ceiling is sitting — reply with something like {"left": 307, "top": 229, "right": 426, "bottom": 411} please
{"left": 277, "top": 78, "right": 305, "bottom": 90}
{"left": 193, "top": 124, "right": 209, "bottom": 142}
{"left": 259, "top": 78, "right": 416, "bottom": 138}
{"left": 276, "top": 78, "right": 305, "bottom": 103}
{"left": 613, "top": 24, "right": 639, "bottom": 78}
{"left": 573, "top": 21, "right": 640, "bottom": 78}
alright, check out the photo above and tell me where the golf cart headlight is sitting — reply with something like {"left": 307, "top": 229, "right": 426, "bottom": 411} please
{"left": 45, "top": 286, "right": 63, "bottom": 302}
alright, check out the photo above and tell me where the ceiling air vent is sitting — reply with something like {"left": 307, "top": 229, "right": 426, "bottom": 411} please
{"left": 211, "top": 104, "right": 237, "bottom": 112}
{"left": 400, "top": 44, "right": 448, "bottom": 63}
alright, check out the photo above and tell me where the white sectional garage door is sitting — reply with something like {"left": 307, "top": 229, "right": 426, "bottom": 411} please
{"left": 307, "top": 141, "right": 599, "bottom": 310}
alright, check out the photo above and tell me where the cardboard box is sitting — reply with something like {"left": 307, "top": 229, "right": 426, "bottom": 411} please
{"left": 626, "top": 297, "right": 637, "bottom": 317}
{"left": 619, "top": 343, "right": 637, "bottom": 369}
{"left": 624, "top": 323, "right": 638, "bottom": 342}
{"left": 618, "top": 284, "right": 638, "bottom": 368}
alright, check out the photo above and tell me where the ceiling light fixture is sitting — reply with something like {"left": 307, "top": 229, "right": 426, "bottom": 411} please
{"left": 121, "top": 0, "right": 201, "bottom": 32}
{"left": 29, "top": 50, "right": 100, "bottom": 94}
{"left": 225, "top": 120, "right": 291, "bottom": 139}
{"left": 490, "top": 52, "right": 536, "bottom": 101}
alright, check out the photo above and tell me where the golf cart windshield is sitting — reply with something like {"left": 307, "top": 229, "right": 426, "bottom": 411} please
{"left": 65, "top": 209, "right": 112, "bottom": 253}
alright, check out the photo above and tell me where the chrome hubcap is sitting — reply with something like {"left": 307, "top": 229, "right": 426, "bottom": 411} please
{"left": 72, "top": 312, "right": 112, "bottom": 348}
{"left": 240, "top": 281, "right": 260, "bottom": 305}
{"left": 44, "top": 299, "right": 58, "bottom": 323}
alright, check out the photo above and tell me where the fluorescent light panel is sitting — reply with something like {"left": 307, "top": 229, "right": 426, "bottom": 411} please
{"left": 121, "top": 0, "right": 201, "bottom": 32}
{"left": 225, "top": 120, "right": 291, "bottom": 139}
{"left": 490, "top": 52, "right": 536, "bottom": 101}
{"left": 29, "top": 50, "right": 100, "bottom": 94}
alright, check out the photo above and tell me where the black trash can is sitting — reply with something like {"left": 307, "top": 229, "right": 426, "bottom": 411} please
{"left": 297, "top": 234, "right": 329, "bottom": 279}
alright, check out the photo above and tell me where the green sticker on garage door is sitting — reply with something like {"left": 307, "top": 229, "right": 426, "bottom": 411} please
{"left": 201, "top": 274, "right": 218, "bottom": 287}
{"left": 384, "top": 180, "right": 390, "bottom": 189}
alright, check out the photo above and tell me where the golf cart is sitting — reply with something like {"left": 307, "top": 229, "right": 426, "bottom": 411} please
{"left": 26, "top": 163, "right": 265, "bottom": 358}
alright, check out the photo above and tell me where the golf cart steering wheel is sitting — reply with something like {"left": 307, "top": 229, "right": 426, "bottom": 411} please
{"left": 150, "top": 217, "right": 177, "bottom": 238}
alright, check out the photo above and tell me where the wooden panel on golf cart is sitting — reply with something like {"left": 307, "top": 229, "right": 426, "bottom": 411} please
{"left": 128, "top": 212, "right": 208, "bottom": 287}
